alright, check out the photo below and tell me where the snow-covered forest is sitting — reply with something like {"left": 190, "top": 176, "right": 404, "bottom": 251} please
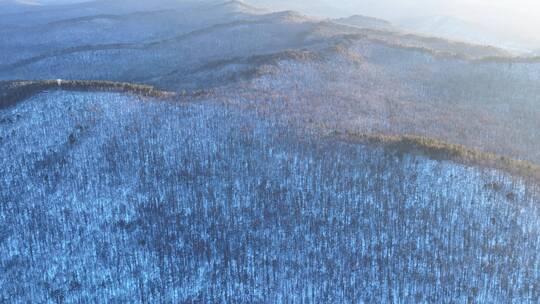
{"left": 1, "top": 91, "right": 539, "bottom": 302}
{"left": 2, "top": 0, "right": 540, "bottom": 302}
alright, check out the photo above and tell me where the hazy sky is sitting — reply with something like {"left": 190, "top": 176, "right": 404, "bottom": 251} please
{"left": 249, "top": 0, "right": 540, "bottom": 47}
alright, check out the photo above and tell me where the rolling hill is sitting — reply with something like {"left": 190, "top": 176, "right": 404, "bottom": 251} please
{"left": 1, "top": 0, "right": 540, "bottom": 302}
{"left": 2, "top": 86, "right": 539, "bottom": 303}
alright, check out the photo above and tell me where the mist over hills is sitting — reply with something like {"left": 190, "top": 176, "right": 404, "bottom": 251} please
{"left": 1, "top": 0, "right": 540, "bottom": 302}
{"left": 248, "top": 0, "right": 540, "bottom": 53}
{"left": 395, "top": 15, "right": 534, "bottom": 53}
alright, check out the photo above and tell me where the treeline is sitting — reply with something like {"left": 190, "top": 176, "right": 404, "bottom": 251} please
{"left": 0, "top": 80, "right": 175, "bottom": 110}
{"left": 336, "top": 132, "right": 540, "bottom": 185}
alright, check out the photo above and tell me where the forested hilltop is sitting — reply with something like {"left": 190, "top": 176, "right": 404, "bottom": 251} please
{"left": 1, "top": 90, "right": 540, "bottom": 302}
{"left": 1, "top": 0, "right": 540, "bottom": 302}
{"left": 1, "top": 0, "right": 539, "bottom": 164}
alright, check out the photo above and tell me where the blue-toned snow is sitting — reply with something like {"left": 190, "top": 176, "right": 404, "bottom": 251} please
{"left": 0, "top": 91, "right": 539, "bottom": 303}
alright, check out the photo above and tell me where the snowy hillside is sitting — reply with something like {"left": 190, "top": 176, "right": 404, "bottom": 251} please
{"left": 1, "top": 90, "right": 539, "bottom": 302}
{"left": 224, "top": 40, "right": 540, "bottom": 164}
{"left": 1, "top": 0, "right": 540, "bottom": 302}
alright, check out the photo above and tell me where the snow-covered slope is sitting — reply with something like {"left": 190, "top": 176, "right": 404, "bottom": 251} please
{"left": 2, "top": 2, "right": 540, "bottom": 302}
{"left": 1, "top": 0, "right": 538, "bottom": 165}
{"left": 1, "top": 90, "right": 539, "bottom": 302}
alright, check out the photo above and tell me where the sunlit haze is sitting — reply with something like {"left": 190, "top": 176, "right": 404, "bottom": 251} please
{"left": 21, "top": 0, "right": 540, "bottom": 51}
{"left": 249, "top": 0, "right": 540, "bottom": 50}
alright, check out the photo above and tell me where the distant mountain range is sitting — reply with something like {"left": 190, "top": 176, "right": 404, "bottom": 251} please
{"left": 333, "top": 15, "right": 393, "bottom": 31}
{"left": 396, "top": 15, "right": 533, "bottom": 54}
{"left": 2, "top": 0, "right": 537, "bottom": 53}
{"left": 247, "top": 0, "right": 537, "bottom": 54}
